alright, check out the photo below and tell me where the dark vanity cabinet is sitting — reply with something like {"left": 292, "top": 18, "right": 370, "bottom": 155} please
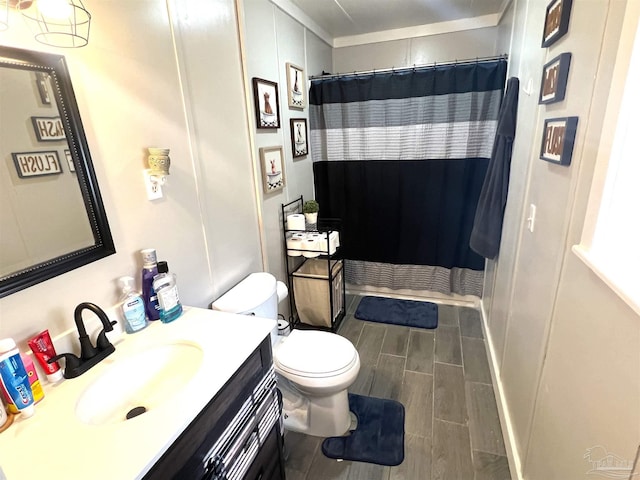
{"left": 144, "top": 336, "right": 285, "bottom": 480}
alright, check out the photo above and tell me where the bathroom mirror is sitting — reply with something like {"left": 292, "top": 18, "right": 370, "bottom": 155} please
{"left": 0, "top": 46, "right": 115, "bottom": 298}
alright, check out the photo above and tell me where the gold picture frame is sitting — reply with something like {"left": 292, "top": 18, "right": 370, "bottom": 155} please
{"left": 259, "top": 146, "right": 286, "bottom": 193}
{"left": 286, "top": 63, "right": 305, "bottom": 109}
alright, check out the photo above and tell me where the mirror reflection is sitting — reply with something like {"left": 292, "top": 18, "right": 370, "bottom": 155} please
{"left": 1, "top": 67, "right": 95, "bottom": 275}
{"left": 0, "top": 46, "right": 115, "bottom": 297}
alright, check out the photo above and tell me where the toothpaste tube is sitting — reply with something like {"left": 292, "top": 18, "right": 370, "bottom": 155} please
{"left": 27, "top": 330, "right": 63, "bottom": 384}
{"left": 20, "top": 354, "right": 44, "bottom": 404}
{"left": 0, "top": 339, "right": 34, "bottom": 417}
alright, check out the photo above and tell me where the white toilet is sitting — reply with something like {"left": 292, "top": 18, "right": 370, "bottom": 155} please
{"left": 212, "top": 272, "right": 360, "bottom": 437}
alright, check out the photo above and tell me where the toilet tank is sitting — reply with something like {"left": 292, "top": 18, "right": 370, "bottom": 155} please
{"left": 211, "top": 272, "right": 278, "bottom": 319}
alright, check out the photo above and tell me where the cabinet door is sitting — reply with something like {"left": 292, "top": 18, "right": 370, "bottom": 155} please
{"left": 242, "top": 425, "right": 285, "bottom": 480}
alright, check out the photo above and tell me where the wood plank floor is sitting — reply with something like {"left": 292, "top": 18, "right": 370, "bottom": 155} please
{"left": 283, "top": 294, "right": 511, "bottom": 480}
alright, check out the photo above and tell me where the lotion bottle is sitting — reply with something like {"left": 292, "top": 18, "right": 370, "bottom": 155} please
{"left": 153, "top": 261, "right": 183, "bottom": 323}
{"left": 118, "top": 276, "right": 148, "bottom": 334}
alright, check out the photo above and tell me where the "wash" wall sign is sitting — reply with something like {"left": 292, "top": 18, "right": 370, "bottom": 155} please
{"left": 31, "top": 116, "right": 66, "bottom": 142}
{"left": 12, "top": 151, "right": 63, "bottom": 177}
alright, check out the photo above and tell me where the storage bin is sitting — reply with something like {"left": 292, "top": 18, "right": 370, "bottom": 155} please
{"left": 292, "top": 259, "right": 343, "bottom": 328}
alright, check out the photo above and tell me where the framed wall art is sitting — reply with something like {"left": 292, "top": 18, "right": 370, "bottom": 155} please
{"left": 35, "top": 72, "right": 51, "bottom": 105}
{"left": 290, "top": 118, "right": 308, "bottom": 157}
{"left": 286, "top": 63, "right": 305, "bottom": 109}
{"left": 259, "top": 146, "right": 286, "bottom": 193}
{"left": 31, "top": 116, "right": 66, "bottom": 141}
{"left": 64, "top": 149, "right": 75, "bottom": 172}
{"left": 539, "top": 53, "right": 572, "bottom": 104}
{"left": 540, "top": 116, "right": 578, "bottom": 166}
{"left": 12, "top": 151, "right": 63, "bottom": 177}
{"left": 541, "top": 0, "right": 573, "bottom": 47}
{"left": 252, "top": 78, "right": 281, "bottom": 129}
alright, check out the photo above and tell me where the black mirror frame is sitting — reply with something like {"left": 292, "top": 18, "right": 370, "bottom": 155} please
{"left": 0, "top": 46, "right": 115, "bottom": 298}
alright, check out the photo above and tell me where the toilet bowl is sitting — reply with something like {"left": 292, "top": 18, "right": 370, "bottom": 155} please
{"left": 211, "top": 272, "right": 360, "bottom": 437}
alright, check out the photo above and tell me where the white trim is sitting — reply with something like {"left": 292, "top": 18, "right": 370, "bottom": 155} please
{"left": 269, "top": 0, "right": 333, "bottom": 46}
{"left": 235, "top": 0, "right": 269, "bottom": 271}
{"left": 333, "top": 14, "right": 501, "bottom": 48}
{"left": 480, "top": 299, "right": 523, "bottom": 480}
{"left": 572, "top": 246, "right": 640, "bottom": 317}
{"left": 346, "top": 284, "right": 479, "bottom": 308}
{"left": 580, "top": 3, "right": 640, "bottom": 250}
{"left": 271, "top": 0, "right": 510, "bottom": 48}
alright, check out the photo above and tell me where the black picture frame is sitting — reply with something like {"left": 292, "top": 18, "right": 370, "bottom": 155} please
{"left": 12, "top": 151, "right": 63, "bottom": 177}
{"left": 252, "top": 77, "right": 281, "bottom": 129}
{"left": 31, "top": 116, "right": 66, "bottom": 141}
{"left": 541, "top": 0, "right": 573, "bottom": 47}
{"left": 290, "top": 118, "right": 308, "bottom": 157}
{"left": 540, "top": 116, "right": 578, "bottom": 166}
{"left": 539, "top": 53, "right": 572, "bottom": 104}
{"left": 35, "top": 71, "right": 51, "bottom": 105}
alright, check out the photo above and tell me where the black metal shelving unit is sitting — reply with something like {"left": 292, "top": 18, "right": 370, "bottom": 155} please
{"left": 281, "top": 196, "right": 346, "bottom": 333}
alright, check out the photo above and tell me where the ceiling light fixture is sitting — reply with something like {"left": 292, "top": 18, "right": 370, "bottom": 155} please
{"left": 0, "top": 2, "right": 8, "bottom": 31}
{"left": 22, "top": 0, "right": 91, "bottom": 48}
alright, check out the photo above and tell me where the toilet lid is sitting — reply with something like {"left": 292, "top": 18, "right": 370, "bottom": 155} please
{"left": 275, "top": 329, "right": 357, "bottom": 377}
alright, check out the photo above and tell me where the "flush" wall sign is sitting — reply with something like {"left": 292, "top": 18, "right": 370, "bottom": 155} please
{"left": 31, "top": 116, "right": 66, "bottom": 142}
{"left": 12, "top": 151, "right": 63, "bottom": 177}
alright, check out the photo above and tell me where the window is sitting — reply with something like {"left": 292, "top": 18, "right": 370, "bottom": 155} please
{"left": 573, "top": 7, "right": 640, "bottom": 315}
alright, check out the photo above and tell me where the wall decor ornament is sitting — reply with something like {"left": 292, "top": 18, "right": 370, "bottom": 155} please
{"left": 35, "top": 72, "right": 51, "bottom": 105}
{"left": 252, "top": 77, "right": 281, "bottom": 129}
{"left": 539, "top": 53, "right": 571, "bottom": 104}
{"left": 290, "top": 118, "right": 308, "bottom": 157}
{"left": 541, "top": 0, "right": 573, "bottom": 47}
{"left": 12, "top": 151, "right": 62, "bottom": 177}
{"left": 286, "top": 63, "right": 305, "bottom": 109}
{"left": 31, "top": 116, "right": 65, "bottom": 141}
{"left": 259, "top": 146, "right": 286, "bottom": 193}
{"left": 64, "top": 149, "right": 75, "bottom": 172}
{"left": 540, "top": 116, "right": 578, "bottom": 166}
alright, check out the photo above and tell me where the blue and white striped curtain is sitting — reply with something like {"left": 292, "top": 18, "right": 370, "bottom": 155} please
{"left": 309, "top": 59, "right": 507, "bottom": 297}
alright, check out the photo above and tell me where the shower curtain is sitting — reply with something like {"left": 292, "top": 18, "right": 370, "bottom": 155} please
{"left": 309, "top": 59, "right": 507, "bottom": 296}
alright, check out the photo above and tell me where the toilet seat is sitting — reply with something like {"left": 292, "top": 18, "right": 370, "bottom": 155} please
{"left": 274, "top": 330, "right": 358, "bottom": 378}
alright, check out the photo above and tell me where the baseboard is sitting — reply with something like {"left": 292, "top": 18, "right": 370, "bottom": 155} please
{"left": 479, "top": 301, "right": 524, "bottom": 480}
{"left": 345, "top": 283, "right": 479, "bottom": 307}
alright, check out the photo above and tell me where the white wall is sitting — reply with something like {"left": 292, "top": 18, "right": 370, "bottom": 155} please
{"left": 333, "top": 26, "right": 500, "bottom": 72}
{"left": 485, "top": 0, "right": 640, "bottom": 478}
{"left": 0, "top": 0, "right": 262, "bottom": 351}
{"left": 239, "top": 0, "right": 332, "bottom": 316}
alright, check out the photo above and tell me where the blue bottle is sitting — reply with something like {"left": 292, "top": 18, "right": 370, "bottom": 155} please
{"left": 118, "top": 276, "right": 148, "bottom": 334}
{"left": 141, "top": 249, "right": 160, "bottom": 321}
{"left": 153, "top": 261, "right": 183, "bottom": 323}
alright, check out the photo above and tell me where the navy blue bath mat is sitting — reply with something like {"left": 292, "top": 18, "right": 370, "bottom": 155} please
{"left": 321, "top": 394, "right": 405, "bottom": 466}
{"left": 354, "top": 296, "right": 438, "bottom": 329}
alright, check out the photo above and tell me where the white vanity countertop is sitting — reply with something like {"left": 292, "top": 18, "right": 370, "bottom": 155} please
{"left": 0, "top": 306, "right": 276, "bottom": 480}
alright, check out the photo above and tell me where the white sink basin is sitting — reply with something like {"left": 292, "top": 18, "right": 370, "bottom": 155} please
{"left": 75, "top": 342, "right": 204, "bottom": 425}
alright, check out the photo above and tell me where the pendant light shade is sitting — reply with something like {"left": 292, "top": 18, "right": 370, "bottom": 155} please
{"left": 0, "top": 1, "right": 9, "bottom": 31}
{"left": 22, "top": 0, "right": 91, "bottom": 48}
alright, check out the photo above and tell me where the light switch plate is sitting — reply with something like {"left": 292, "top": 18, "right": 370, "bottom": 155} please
{"left": 527, "top": 204, "right": 536, "bottom": 232}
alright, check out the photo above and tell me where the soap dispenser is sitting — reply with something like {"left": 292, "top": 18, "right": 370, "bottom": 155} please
{"left": 118, "top": 276, "right": 148, "bottom": 334}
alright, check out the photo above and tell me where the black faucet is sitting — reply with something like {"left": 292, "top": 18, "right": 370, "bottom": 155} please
{"left": 49, "top": 302, "right": 117, "bottom": 379}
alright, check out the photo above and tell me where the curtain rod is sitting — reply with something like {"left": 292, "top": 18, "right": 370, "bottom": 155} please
{"left": 309, "top": 54, "right": 508, "bottom": 80}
